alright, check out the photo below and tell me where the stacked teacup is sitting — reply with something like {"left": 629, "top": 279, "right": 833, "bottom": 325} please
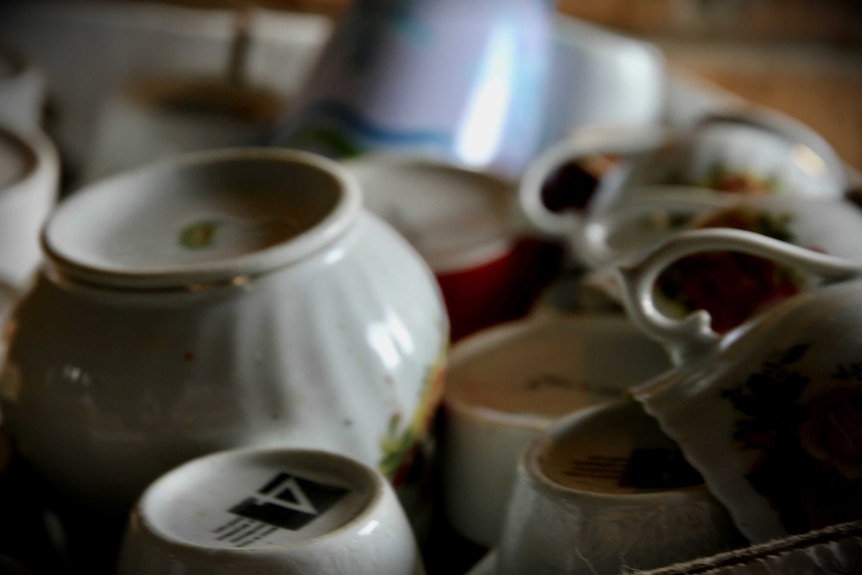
{"left": 437, "top": 107, "right": 862, "bottom": 574}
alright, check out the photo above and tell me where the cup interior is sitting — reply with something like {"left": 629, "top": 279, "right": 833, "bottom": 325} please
{"left": 446, "top": 316, "right": 672, "bottom": 424}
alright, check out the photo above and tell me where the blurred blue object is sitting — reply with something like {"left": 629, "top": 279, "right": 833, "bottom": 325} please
{"left": 272, "top": 0, "right": 555, "bottom": 179}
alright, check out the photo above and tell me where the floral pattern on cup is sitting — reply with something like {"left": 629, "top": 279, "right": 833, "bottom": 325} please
{"left": 380, "top": 339, "right": 447, "bottom": 485}
{"left": 657, "top": 206, "right": 806, "bottom": 333}
{"left": 721, "top": 343, "right": 862, "bottom": 534}
{"left": 700, "top": 164, "right": 778, "bottom": 195}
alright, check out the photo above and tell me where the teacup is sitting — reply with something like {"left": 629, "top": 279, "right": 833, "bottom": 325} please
{"left": 616, "top": 109, "right": 848, "bottom": 202}
{"left": 441, "top": 314, "right": 672, "bottom": 547}
{"left": 615, "top": 228, "right": 862, "bottom": 541}
{"left": 0, "top": 125, "right": 59, "bottom": 290}
{"left": 495, "top": 397, "right": 743, "bottom": 575}
{"left": 520, "top": 110, "right": 848, "bottom": 269}
{"left": 346, "top": 154, "right": 561, "bottom": 341}
{"left": 0, "top": 148, "right": 447, "bottom": 526}
{"left": 0, "top": 42, "right": 45, "bottom": 135}
{"left": 118, "top": 447, "right": 425, "bottom": 575}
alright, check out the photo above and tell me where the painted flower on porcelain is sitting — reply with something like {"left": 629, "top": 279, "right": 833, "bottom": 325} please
{"left": 722, "top": 344, "right": 862, "bottom": 533}
{"left": 658, "top": 206, "right": 804, "bottom": 333}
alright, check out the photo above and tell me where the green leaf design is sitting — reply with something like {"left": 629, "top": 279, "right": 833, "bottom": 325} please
{"left": 180, "top": 220, "right": 220, "bottom": 249}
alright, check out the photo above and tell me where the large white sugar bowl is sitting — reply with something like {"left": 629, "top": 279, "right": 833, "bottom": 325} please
{"left": 0, "top": 149, "right": 448, "bottom": 517}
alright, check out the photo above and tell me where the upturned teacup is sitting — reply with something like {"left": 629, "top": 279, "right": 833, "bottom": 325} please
{"left": 118, "top": 447, "right": 425, "bottom": 575}
{"left": 0, "top": 149, "right": 448, "bottom": 523}
{"left": 495, "top": 397, "right": 743, "bottom": 575}
{"left": 441, "top": 314, "right": 672, "bottom": 547}
{"left": 615, "top": 228, "right": 862, "bottom": 541}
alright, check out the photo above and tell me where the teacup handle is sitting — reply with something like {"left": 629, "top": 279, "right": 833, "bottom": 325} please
{"left": 615, "top": 228, "right": 862, "bottom": 365}
{"left": 518, "top": 126, "right": 666, "bottom": 237}
{"left": 574, "top": 187, "right": 730, "bottom": 268}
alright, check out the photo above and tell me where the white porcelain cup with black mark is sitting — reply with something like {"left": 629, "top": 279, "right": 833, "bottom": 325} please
{"left": 495, "top": 397, "right": 744, "bottom": 575}
{"left": 117, "top": 447, "right": 426, "bottom": 575}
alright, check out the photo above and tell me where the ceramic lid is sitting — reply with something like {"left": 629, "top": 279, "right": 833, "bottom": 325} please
{"left": 0, "top": 127, "right": 34, "bottom": 193}
{"left": 137, "top": 448, "right": 379, "bottom": 550}
{"left": 346, "top": 155, "right": 515, "bottom": 273}
{"left": 444, "top": 316, "right": 671, "bottom": 425}
{"left": 43, "top": 149, "right": 361, "bottom": 289}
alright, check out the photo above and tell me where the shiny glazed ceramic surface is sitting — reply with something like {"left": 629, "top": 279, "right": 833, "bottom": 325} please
{"left": 0, "top": 149, "right": 448, "bottom": 514}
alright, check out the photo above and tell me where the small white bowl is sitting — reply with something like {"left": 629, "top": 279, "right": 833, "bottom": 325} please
{"left": 1, "top": 148, "right": 448, "bottom": 521}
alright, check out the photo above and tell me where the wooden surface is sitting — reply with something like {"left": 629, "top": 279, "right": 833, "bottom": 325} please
{"left": 657, "top": 39, "right": 862, "bottom": 172}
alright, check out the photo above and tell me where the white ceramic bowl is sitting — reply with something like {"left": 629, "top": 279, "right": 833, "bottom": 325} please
{"left": 0, "top": 149, "right": 448, "bottom": 517}
{"left": 118, "top": 447, "right": 426, "bottom": 575}
{"left": 442, "top": 314, "right": 672, "bottom": 547}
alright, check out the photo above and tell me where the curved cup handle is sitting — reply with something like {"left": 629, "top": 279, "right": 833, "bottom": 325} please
{"left": 518, "top": 126, "right": 667, "bottom": 238}
{"left": 574, "top": 187, "right": 730, "bottom": 268}
{"left": 615, "top": 228, "right": 862, "bottom": 365}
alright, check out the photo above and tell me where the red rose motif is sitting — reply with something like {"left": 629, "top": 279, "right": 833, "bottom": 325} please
{"left": 658, "top": 206, "right": 802, "bottom": 333}
{"left": 799, "top": 386, "right": 862, "bottom": 480}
